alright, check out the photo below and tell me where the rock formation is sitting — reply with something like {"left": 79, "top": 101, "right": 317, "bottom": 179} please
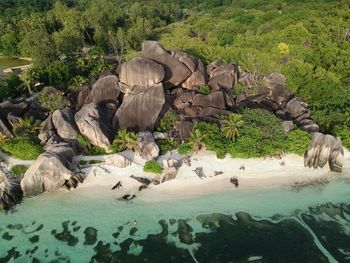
{"left": 0, "top": 168, "right": 23, "bottom": 210}
{"left": 20, "top": 143, "right": 84, "bottom": 196}
{"left": 52, "top": 108, "right": 79, "bottom": 140}
{"left": 304, "top": 133, "right": 344, "bottom": 173}
{"left": 135, "top": 131, "right": 159, "bottom": 160}
{"left": 105, "top": 154, "right": 132, "bottom": 168}
{"left": 85, "top": 75, "right": 120, "bottom": 104}
{"left": 113, "top": 84, "right": 165, "bottom": 131}
{"left": 75, "top": 103, "right": 113, "bottom": 150}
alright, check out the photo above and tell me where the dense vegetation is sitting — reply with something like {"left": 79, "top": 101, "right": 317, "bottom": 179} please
{"left": 0, "top": 0, "right": 349, "bottom": 150}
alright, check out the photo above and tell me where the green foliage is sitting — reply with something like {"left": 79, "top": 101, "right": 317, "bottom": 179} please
{"left": 283, "top": 129, "right": 311, "bottom": 156}
{"left": 1, "top": 136, "right": 43, "bottom": 160}
{"left": 193, "top": 122, "right": 227, "bottom": 158}
{"left": 110, "top": 128, "right": 137, "bottom": 153}
{"left": 76, "top": 134, "right": 107, "bottom": 156}
{"left": 12, "top": 116, "right": 40, "bottom": 136}
{"left": 0, "top": 74, "right": 22, "bottom": 101}
{"left": 221, "top": 114, "right": 244, "bottom": 141}
{"left": 143, "top": 160, "right": 163, "bottom": 174}
{"left": 187, "top": 128, "right": 206, "bottom": 153}
{"left": 0, "top": 133, "right": 10, "bottom": 146}
{"left": 157, "top": 137, "right": 181, "bottom": 155}
{"left": 334, "top": 125, "right": 350, "bottom": 149}
{"left": 10, "top": 165, "right": 28, "bottom": 176}
{"left": 177, "top": 144, "right": 192, "bottom": 156}
{"left": 36, "top": 91, "right": 68, "bottom": 112}
{"left": 156, "top": 111, "right": 178, "bottom": 132}
{"left": 198, "top": 85, "right": 211, "bottom": 95}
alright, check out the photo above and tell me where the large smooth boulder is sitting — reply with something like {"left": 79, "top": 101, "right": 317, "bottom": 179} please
{"left": 85, "top": 75, "right": 120, "bottom": 104}
{"left": 263, "top": 72, "right": 287, "bottom": 89}
{"left": 182, "top": 58, "right": 207, "bottom": 90}
{"left": 20, "top": 144, "right": 82, "bottom": 196}
{"left": 38, "top": 115, "right": 55, "bottom": 143}
{"left": 141, "top": 41, "right": 190, "bottom": 86}
{"left": 120, "top": 57, "right": 165, "bottom": 87}
{"left": 174, "top": 91, "right": 195, "bottom": 110}
{"left": 113, "top": 84, "right": 165, "bottom": 131}
{"left": 136, "top": 131, "right": 159, "bottom": 160}
{"left": 0, "top": 168, "right": 23, "bottom": 210}
{"left": 286, "top": 98, "right": 308, "bottom": 119}
{"left": 52, "top": 109, "right": 79, "bottom": 140}
{"left": 153, "top": 167, "right": 177, "bottom": 185}
{"left": 208, "top": 63, "right": 239, "bottom": 91}
{"left": 304, "top": 133, "right": 344, "bottom": 173}
{"left": 192, "top": 91, "right": 226, "bottom": 109}
{"left": 175, "top": 121, "right": 194, "bottom": 141}
{"left": 0, "top": 99, "right": 29, "bottom": 119}
{"left": 75, "top": 104, "right": 112, "bottom": 150}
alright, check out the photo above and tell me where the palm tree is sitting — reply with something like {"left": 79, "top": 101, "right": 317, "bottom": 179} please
{"left": 221, "top": 114, "right": 244, "bottom": 141}
{"left": 12, "top": 117, "right": 40, "bottom": 136}
{"left": 187, "top": 129, "right": 206, "bottom": 153}
{"left": 0, "top": 133, "right": 9, "bottom": 146}
{"left": 112, "top": 128, "right": 137, "bottom": 152}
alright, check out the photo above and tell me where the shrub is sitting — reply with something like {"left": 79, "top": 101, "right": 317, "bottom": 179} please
{"left": 221, "top": 113, "right": 244, "bottom": 141}
{"left": 177, "top": 144, "right": 192, "bottom": 155}
{"left": 12, "top": 116, "right": 40, "bottom": 136}
{"left": 157, "top": 137, "right": 181, "bottom": 155}
{"left": 36, "top": 90, "right": 68, "bottom": 112}
{"left": 110, "top": 128, "right": 137, "bottom": 153}
{"left": 143, "top": 160, "right": 163, "bottom": 174}
{"left": 334, "top": 125, "right": 350, "bottom": 149}
{"left": 76, "top": 134, "right": 107, "bottom": 156}
{"left": 1, "top": 136, "right": 43, "bottom": 160}
{"left": 283, "top": 129, "right": 311, "bottom": 156}
{"left": 156, "top": 111, "right": 178, "bottom": 132}
{"left": 187, "top": 128, "right": 206, "bottom": 153}
{"left": 194, "top": 122, "right": 227, "bottom": 158}
{"left": 198, "top": 84, "right": 211, "bottom": 95}
{"left": 10, "top": 165, "right": 28, "bottom": 176}
{"left": 0, "top": 74, "right": 22, "bottom": 101}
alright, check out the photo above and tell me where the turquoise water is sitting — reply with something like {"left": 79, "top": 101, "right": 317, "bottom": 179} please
{"left": 1, "top": 176, "right": 350, "bottom": 262}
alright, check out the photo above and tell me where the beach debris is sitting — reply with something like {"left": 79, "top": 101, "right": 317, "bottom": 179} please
{"left": 112, "top": 181, "right": 122, "bottom": 190}
{"left": 65, "top": 172, "right": 85, "bottom": 190}
{"left": 230, "top": 176, "right": 239, "bottom": 187}
{"left": 182, "top": 157, "right": 191, "bottom": 167}
{"left": 138, "top": 185, "right": 148, "bottom": 191}
{"left": 239, "top": 165, "right": 245, "bottom": 171}
{"left": 214, "top": 171, "right": 223, "bottom": 176}
{"left": 119, "top": 194, "right": 136, "bottom": 201}
{"left": 130, "top": 175, "right": 152, "bottom": 185}
{"left": 193, "top": 167, "right": 206, "bottom": 179}
{"left": 279, "top": 161, "right": 286, "bottom": 166}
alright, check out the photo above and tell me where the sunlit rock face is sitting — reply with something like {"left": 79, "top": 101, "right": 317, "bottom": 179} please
{"left": 113, "top": 84, "right": 165, "bottom": 132}
{"left": 52, "top": 108, "right": 79, "bottom": 140}
{"left": 85, "top": 75, "right": 120, "bottom": 105}
{"left": 20, "top": 143, "right": 83, "bottom": 196}
{"left": 75, "top": 103, "right": 112, "bottom": 150}
{"left": 120, "top": 57, "right": 165, "bottom": 87}
{"left": 141, "top": 41, "right": 190, "bottom": 87}
{"left": 304, "top": 132, "right": 344, "bottom": 173}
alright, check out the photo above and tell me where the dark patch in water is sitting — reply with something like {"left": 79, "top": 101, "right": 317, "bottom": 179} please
{"left": 0, "top": 247, "right": 21, "bottom": 262}
{"left": 29, "top": 235, "right": 39, "bottom": 243}
{"left": 301, "top": 203, "right": 350, "bottom": 262}
{"left": 176, "top": 219, "right": 193, "bottom": 244}
{"left": 129, "top": 227, "right": 137, "bottom": 236}
{"left": 2, "top": 232, "right": 14, "bottom": 240}
{"left": 169, "top": 219, "right": 176, "bottom": 225}
{"left": 194, "top": 212, "right": 329, "bottom": 263}
{"left": 91, "top": 241, "right": 113, "bottom": 262}
{"left": 73, "top": 226, "right": 81, "bottom": 232}
{"left": 84, "top": 227, "right": 97, "bottom": 245}
{"left": 7, "top": 224, "right": 23, "bottom": 230}
{"left": 25, "top": 224, "right": 44, "bottom": 234}
{"left": 52, "top": 221, "right": 79, "bottom": 246}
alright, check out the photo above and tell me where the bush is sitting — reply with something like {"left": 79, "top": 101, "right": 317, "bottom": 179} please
{"left": 198, "top": 84, "right": 211, "bottom": 95}
{"left": 157, "top": 137, "right": 181, "bottom": 155}
{"left": 0, "top": 74, "right": 22, "bottom": 101}
{"left": 12, "top": 116, "right": 40, "bottom": 136}
{"left": 36, "top": 90, "right": 68, "bottom": 112}
{"left": 156, "top": 111, "right": 178, "bottom": 132}
{"left": 334, "top": 125, "right": 350, "bottom": 149}
{"left": 110, "top": 128, "right": 137, "bottom": 153}
{"left": 10, "top": 165, "right": 28, "bottom": 176}
{"left": 76, "top": 134, "right": 107, "bottom": 156}
{"left": 193, "top": 122, "right": 227, "bottom": 158}
{"left": 143, "top": 160, "right": 163, "bottom": 174}
{"left": 283, "top": 129, "right": 311, "bottom": 156}
{"left": 1, "top": 136, "right": 43, "bottom": 160}
{"left": 177, "top": 144, "right": 192, "bottom": 155}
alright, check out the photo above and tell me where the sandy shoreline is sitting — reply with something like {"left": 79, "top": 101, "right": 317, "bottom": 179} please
{"left": 72, "top": 148, "right": 350, "bottom": 201}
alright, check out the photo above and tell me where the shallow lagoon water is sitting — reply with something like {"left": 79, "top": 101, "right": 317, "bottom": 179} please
{"left": 1, "top": 175, "right": 350, "bottom": 262}
{"left": 0, "top": 57, "right": 29, "bottom": 77}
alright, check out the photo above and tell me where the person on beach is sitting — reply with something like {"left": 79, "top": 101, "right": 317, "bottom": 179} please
{"left": 239, "top": 165, "right": 245, "bottom": 171}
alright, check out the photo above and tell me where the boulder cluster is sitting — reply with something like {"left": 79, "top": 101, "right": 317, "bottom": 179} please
{"left": 0, "top": 41, "right": 345, "bottom": 209}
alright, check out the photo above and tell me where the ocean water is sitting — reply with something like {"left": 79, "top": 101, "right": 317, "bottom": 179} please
{"left": 1, "top": 175, "right": 350, "bottom": 263}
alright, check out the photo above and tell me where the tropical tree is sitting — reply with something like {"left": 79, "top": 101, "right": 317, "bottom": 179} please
{"left": 187, "top": 128, "right": 206, "bottom": 152}
{"left": 221, "top": 113, "right": 244, "bottom": 141}
{"left": 12, "top": 116, "right": 40, "bottom": 136}
{"left": 111, "top": 128, "right": 138, "bottom": 152}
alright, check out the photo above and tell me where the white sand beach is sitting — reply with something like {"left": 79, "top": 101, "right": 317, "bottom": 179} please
{"left": 73, "top": 148, "right": 350, "bottom": 201}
